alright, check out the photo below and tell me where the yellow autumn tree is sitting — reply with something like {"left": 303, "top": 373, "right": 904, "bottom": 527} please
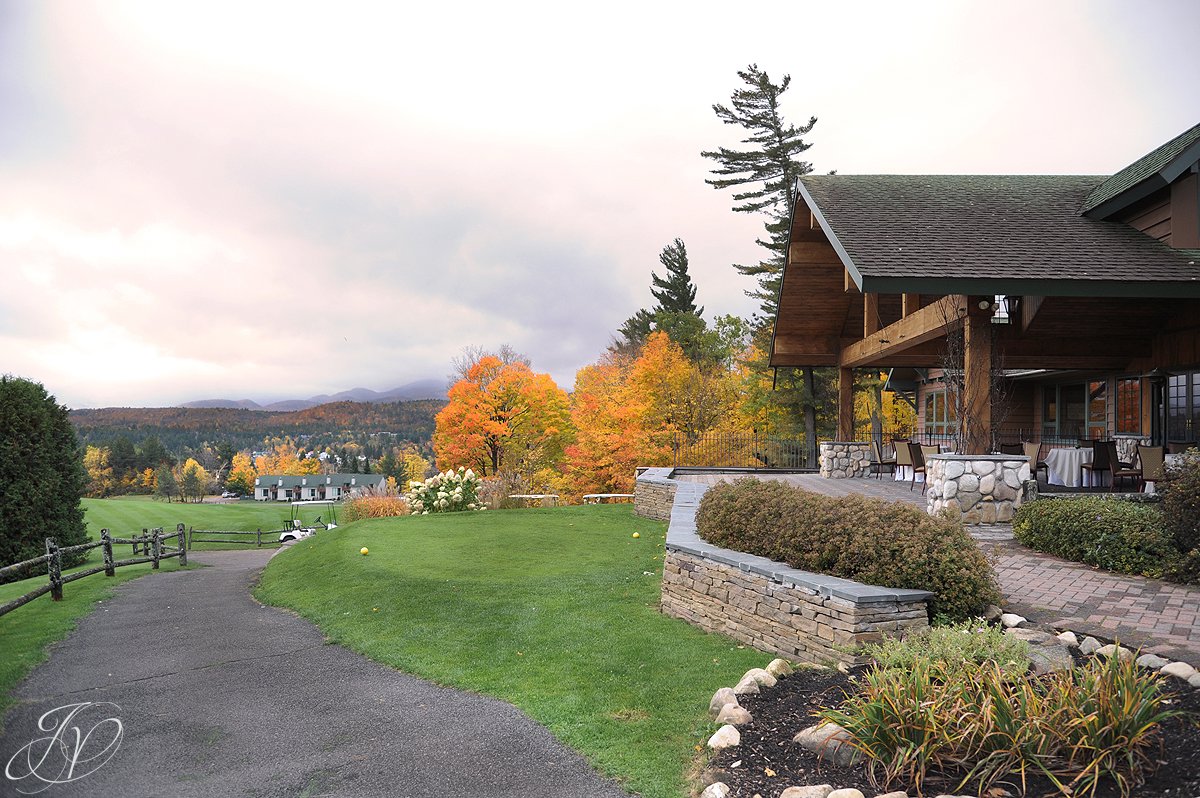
{"left": 83, "top": 445, "right": 115, "bottom": 497}
{"left": 226, "top": 452, "right": 257, "bottom": 495}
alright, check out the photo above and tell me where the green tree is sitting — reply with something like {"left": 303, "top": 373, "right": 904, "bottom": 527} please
{"left": 108, "top": 435, "right": 138, "bottom": 476}
{"left": 0, "top": 376, "right": 89, "bottom": 574}
{"left": 619, "top": 239, "right": 714, "bottom": 362}
{"left": 702, "top": 64, "right": 826, "bottom": 465}
{"left": 154, "top": 464, "right": 177, "bottom": 503}
{"left": 138, "top": 435, "right": 172, "bottom": 470}
{"left": 650, "top": 238, "right": 702, "bottom": 317}
{"left": 701, "top": 63, "right": 816, "bottom": 321}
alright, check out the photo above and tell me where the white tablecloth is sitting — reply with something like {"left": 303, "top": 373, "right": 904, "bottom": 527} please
{"left": 1043, "top": 447, "right": 1106, "bottom": 488}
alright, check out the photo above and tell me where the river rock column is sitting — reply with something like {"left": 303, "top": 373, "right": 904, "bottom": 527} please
{"left": 926, "top": 454, "right": 1031, "bottom": 524}
{"left": 818, "top": 441, "right": 872, "bottom": 479}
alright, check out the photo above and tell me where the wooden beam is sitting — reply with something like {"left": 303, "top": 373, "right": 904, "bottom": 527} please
{"left": 809, "top": 211, "right": 821, "bottom": 231}
{"left": 840, "top": 295, "right": 966, "bottom": 368}
{"left": 1020, "top": 295, "right": 1044, "bottom": 332}
{"left": 863, "top": 294, "right": 880, "bottom": 337}
{"left": 962, "top": 306, "right": 992, "bottom": 455}
{"left": 838, "top": 367, "right": 855, "bottom": 441}
{"left": 844, "top": 268, "right": 858, "bottom": 293}
{"left": 901, "top": 293, "right": 920, "bottom": 317}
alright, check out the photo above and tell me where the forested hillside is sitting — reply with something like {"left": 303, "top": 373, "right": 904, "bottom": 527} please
{"left": 70, "top": 399, "right": 444, "bottom": 454}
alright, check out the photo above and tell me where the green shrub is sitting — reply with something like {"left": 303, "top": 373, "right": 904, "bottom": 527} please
{"left": 1160, "top": 450, "right": 1200, "bottom": 565}
{"left": 860, "top": 618, "right": 1030, "bottom": 677}
{"left": 1012, "top": 497, "right": 1181, "bottom": 578}
{"left": 820, "top": 654, "right": 1179, "bottom": 798}
{"left": 696, "top": 479, "right": 1001, "bottom": 621}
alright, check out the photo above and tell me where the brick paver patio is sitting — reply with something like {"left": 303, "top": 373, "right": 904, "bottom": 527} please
{"left": 675, "top": 471, "right": 1200, "bottom": 666}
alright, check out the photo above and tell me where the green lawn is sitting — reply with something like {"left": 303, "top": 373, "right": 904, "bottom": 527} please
{"left": 83, "top": 495, "right": 295, "bottom": 550}
{"left": 256, "top": 506, "right": 771, "bottom": 798}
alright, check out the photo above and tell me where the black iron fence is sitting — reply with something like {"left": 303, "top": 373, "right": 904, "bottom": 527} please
{"left": 671, "top": 433, "right": 809, "bottom": 469}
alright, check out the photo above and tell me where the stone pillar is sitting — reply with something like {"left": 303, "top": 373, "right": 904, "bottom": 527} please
{"left": 926, "top": 454, "right": 1031, "bottom": 524}
{"left": 819, "top": 441, "right": 872, "bottom": 479}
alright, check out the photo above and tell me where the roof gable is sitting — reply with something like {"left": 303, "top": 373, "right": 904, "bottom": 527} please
{"left": 1081, "top": 122, "right": 1200, "bottom": 219}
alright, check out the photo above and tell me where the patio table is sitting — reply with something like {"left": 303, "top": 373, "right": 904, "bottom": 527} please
{"left": 1044, "top": 447, "right": 1107, "bottom": 488}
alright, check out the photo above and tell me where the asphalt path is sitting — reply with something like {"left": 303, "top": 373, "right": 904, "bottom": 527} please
{"left": 0, "top": 549, "right": 629, "bottom": 798}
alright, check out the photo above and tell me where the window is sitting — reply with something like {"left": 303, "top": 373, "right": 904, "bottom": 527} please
{"left": 1115, "top": 378, "right": 1141, "bottom": 435}
{"left": 1167, "top": 372, "right": 1200, "bottom": 442}
{"left": 924, "top": 389, "right": 957, "bottom": 439}
{"left": 1041, "top": 381, "right": 1107, "bottom": 440}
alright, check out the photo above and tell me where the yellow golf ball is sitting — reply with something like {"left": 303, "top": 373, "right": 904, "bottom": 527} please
{"left": 632, "top": 532, "right": 640, "bottom": 539}
{"left": 360, "top": 547, "right": 369, "bottom": 555}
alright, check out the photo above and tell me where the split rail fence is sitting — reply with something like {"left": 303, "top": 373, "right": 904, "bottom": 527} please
{"left": 0, "top": 525, "right": 187, "bottom": 618}
{"left": 186, "top": 528, "right": 275, "bottom": 549}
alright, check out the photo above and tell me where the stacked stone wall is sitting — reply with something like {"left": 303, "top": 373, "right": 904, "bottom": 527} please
{"left": 662, "top": 551, "right": 929, "bottom": 666}
{"left": 634, "top": 468, "right": 677, "bottom": 521}
{"left": 926, "top": 455, "right": 1030, "bottom": 524}
{"left": 818, "top": 441, "right": 872, "bottom": 479}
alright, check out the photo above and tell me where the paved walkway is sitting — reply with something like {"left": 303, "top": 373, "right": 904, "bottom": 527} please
{"left": 0, "top": 550, "right": 626, "bottom": 798}
{"left": 677, "top": 472, "right": 1200, "bottom": 665}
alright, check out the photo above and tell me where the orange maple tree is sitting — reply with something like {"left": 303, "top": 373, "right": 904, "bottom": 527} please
{"left": 433, "top": 356, "right": 573, "bottom": 477}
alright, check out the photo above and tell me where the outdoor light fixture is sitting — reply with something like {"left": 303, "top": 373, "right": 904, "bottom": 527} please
{"left": 991, "top": 295, "right": 1018, "bottom": 324}
{"left": 977, "top": 299, "right": 991, "bottom": 310}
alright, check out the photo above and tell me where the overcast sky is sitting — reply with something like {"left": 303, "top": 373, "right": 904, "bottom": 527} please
{"left": 2, "top": 0, "right": 1197, "bottom": 409}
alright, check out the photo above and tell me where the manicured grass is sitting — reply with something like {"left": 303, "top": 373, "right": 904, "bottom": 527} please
{"left": 0, "top": 558, "right": 186, "bottom": 725}
{"left": 83, "top": 495, "right": 294, "bottom": 546}
{"left": 256, "top": 506, "right": 771, "bottom": 798}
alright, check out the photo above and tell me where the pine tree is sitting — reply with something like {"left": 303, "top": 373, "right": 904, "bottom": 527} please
{"left": 701, "top": 64, "right": 816, "bottom": 323}
{"left": 650, "top": 238, "right": 702, "bottom": 317}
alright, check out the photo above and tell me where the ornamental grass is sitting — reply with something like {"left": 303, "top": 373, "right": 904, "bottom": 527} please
{"left": 820, "top": 653, "right": 1179, "bottom": 798}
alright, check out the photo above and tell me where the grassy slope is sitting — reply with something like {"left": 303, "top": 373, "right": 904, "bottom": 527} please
{"left": 83, "top": 495, "right": 294, "bottom": 545}
{"left": 256, "top": 506, "right": 770, "bottom": 798}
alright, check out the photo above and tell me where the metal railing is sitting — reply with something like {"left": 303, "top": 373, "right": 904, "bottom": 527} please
{"left": 671, "top": 433, "right": 810, "bottom": 470}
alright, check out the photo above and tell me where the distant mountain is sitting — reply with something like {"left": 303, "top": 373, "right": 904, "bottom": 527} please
{"left": 182, "top": 379, "right": 447, "bottom": 411}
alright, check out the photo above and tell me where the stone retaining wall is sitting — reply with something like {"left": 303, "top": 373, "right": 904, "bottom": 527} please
{"left": 633, "top": 467, "right": 677, "bottom": 521}
{"left": 926, "top": 454, "right": 1031, "bottom": 524}
{"left": 638, "top": 470, "right": 933, "bottom": 665}
{"left": 818, "top": 441, "right": 872, "bottom": 479}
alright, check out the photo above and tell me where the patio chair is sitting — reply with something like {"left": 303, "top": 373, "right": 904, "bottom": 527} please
{"left": 1137, "top": 444, "right": 1166, "bottom": 492}
{"left": 894, "top": 438, "right": 912, "bottom": 479}
{"left": 869, "top": 439, "right": 896, "bottom": 480}
{"left": 1107, "top": 441, "right": 1141, "bottom": 490}
{"left": 998, "top": 442, "right": 1023, "bottom": 455}
{"left": 1023, "top": 441, "right": 1046, "bottom": 481}
{"left": 920, "top": 444, "right": 940, "bottom": 493}
{"left": 907, "top": 442, "right": 926, "bottom": 492}
{"left": 1080, "top": 439, "right": 1111, "bottom": 489}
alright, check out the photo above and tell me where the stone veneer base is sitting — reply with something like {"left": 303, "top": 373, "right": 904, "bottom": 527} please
{"left": 637, "top": 468, "right": 931, "bottom": 666}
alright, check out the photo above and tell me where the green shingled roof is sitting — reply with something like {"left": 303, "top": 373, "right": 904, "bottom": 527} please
{"left": 799, "top": 174, "right": 1200, "bottom": 296}
{"left": 1081, "top": 122, "right": 1200, "bottom": 217}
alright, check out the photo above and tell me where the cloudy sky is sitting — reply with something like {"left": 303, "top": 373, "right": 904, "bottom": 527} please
{"left": 2, "top": 1, "right": 1197, "bottom": 409}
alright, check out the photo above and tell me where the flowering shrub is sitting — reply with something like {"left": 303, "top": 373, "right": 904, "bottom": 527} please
{"left": 406, "top": 467, "right": 485, "bottom": 514}
{"left": 342, "top": 487, "right": 410, "bottom": 522}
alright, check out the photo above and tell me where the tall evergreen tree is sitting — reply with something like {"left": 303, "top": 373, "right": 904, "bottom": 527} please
{"left": 702, "top": 64, "right": 827, "bottom": 465}
{"left": 650, "top": 238, "right": 702, "bottom": 317}
{"left": 701, "top": 64, "right": 816, "bottom": 322}
{"left": 0, "top": 376, "right": 88, "bottom": 575}
{"left": 618, "top": 238, "right": 710, "bottom": 360}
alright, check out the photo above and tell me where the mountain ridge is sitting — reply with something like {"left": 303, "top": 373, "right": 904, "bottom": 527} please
{"left": 181, "top": 378, "right": 447, "bottom": 411}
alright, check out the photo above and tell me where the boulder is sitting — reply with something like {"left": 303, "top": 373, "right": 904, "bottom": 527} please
{"left": 1029, "top": 644, "right": 1074, "bottom": 675}
{"left": 1055, "top": 630, "right": 1079, "bottom": 647}
{"left": 700, "top": 783, "right": 730, "bottom": 798}
{"left": 999, "top": 613, "right": 1026, "bottom": 628}
{"left": 1161, "top": 661, "right": 1199, "bottom": 681}
{"left": 709, "top": 687, "right": 737, "bottom": 715}
{"left": 707, "top": 724, "right": 740, "bottom": 749}
{"left": 766, "top": 658, "right": 794, "bottom": 677}
{"left": 1005, "top": 627, "right": 1052, "bottom": 644}
{"left": 733, "top": 674, "right": 760, "bottom": 695}
{"left": 983, "top": 604, "right": 1003, "bottom": 622}
{"left": 779, "top": 786, "right": 833, "bottom": 798}
{"left": 741, "top": 667, "right": 778, "bottom": 688}
{"left": 793, "top": 722, "right": 860, "bottom": 767}
{"left": 1095, "top": 644, "right": 1134, "bottom": 662}
{"left": 1079, "top": 636, "right": 1102, "bottom": 655}
{"left": 1136, "top": 653, "right": 1170, "bottom": 670}
{"left": 716, "top": 703, "right": 752, "bottom": 725}
{"left": 827, "top": 790, "right": 866, "bottom": 798}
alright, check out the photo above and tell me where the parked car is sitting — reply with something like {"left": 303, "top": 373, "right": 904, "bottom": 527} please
{"left": 221, "top": 491, "right": 240, "bottom": 499}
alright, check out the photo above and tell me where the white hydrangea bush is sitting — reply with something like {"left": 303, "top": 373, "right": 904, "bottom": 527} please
{"left": 406, "top": 467, "right": 485, "bottom": 514}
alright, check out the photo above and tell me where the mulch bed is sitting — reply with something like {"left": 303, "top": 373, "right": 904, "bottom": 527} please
{"left": 709, "top": 664, "right": 1200, "bottom": 798}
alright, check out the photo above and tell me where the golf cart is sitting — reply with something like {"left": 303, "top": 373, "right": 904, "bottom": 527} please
{"left": 279, "top": 500, "right": 339, "bottom": 543}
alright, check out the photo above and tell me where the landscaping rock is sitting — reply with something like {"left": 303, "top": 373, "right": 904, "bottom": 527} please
{"left": 1029, "top": 644, "right": 1074, "bottom": 675}
{"left": 716, "top": 702, "right": 753, "bottom": 725}
{"left": 827, "top": 790, "right": 865, "bottom": 798}
{"left": 874, "top": 793, "right": 909, "bottom": 798}
{"left": 1095, "top": 644, "right": 1134, "bottom": 662}
{"left": 1189, "top": 673, "right": 1200, "bottom": 689}
{"left": 1136, "top": 653, "right": 1170, "bottom": 670}
{"left": 1079, "top": 636, "right": 1102, "bottom": 655}
{"left": 733, "top": 675, "right": 760, "bottom": 695}
{"left": 1005, "top": 627, "right": 1052, "bottom": 644}
{"left": 1161, "top": 661, "right": 1199, "bottom": 681}
{"left": 709, "top": 687, "right": 738, "bottom": 715}
{"left": 766, "top": 658, "right": 793, "bottom": 677}
{"left": 983, "top": 604, "right": 1002, "bottom": 622}
{"left": 779, "top": 786, "right": 832, "bottom": 798}
{"left": 793, "top": 722, "right": 860, "bottom": 766}
{"left": 1000, "top": 612, "right": 1026, "bottom": 628}
{"left": 1056, "top": 630, "right": 1079, "bottom": 647}
{"left": 742, "top": 667, "right": 778, "bottom": 688}
{"left": 707, "top": 724, "right": 741, "bottom": 749}
{"left": 700, "top": 782, "right": 730, "bottom": 798}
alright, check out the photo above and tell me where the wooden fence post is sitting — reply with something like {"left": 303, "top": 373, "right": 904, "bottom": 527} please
{"left": 187, "top": 526, "right": 193, "bottom": 552}
{"left": 101, "top": 529, "right": 115, "bottom": 577}
{"left": 152, "top": 529, "right": 162, "bottom": 570}
{"left": 46, "top": 538, "right": 63, "bottom": 601}
{"left": 256, "top": 528, "right": 262, "bottom": 547}
{"left": 177, "top": 524, "right": 187, "bottom": 566}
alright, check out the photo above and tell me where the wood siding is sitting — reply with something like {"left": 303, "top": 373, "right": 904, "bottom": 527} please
{"left": 1118, "top": 191, "right": 1171, "bottom": 243}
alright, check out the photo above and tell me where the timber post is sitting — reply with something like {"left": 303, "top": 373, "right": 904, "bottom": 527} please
{"left": 152, "top": 528, "right": 161, "bottom": 570}
{"left": 963, "top": 299, "right": 993, "bottom": 454}
{"left": 837, "top": 367, "right": 855, "bottom": 442}
{"left": 256, "top": 528, "right": 262, "bottom": 548}
{"left": 46, "top": 538, "right": 63, "bottom": 601}
{"left": 177, "top": 524, "right": 187, "bottom": 566}
{"left": 102, "top": 529, "right": 115, "bottom": 576}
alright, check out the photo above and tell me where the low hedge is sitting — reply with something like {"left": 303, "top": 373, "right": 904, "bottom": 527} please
{"left": 1012, "top": 497, "right": 1184, "bottom": 579}
{"left": 695, "top": 479, "right": 1001, "bottom": 622}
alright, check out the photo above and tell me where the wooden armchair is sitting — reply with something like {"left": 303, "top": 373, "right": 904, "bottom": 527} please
{"left": 1138, "top": 444, "right": 1166, "bottom": 492}
{"left": 870, "top": 439, "right": 896, "bottom": 480}
{"left": 908, "top": 442, "right": 926, "bottom": 492}
{"left": 1023, "top": 441, "right": 1046, "bottom": 480}
{"left": 998, "top": 443, "right": 1024, "bottom": 455}
{"left": 1107, "top": 441, "right": 1141, "bottom": 490}
{"left": 1080, "top": 439, "right": 1111, "bottom": 489}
